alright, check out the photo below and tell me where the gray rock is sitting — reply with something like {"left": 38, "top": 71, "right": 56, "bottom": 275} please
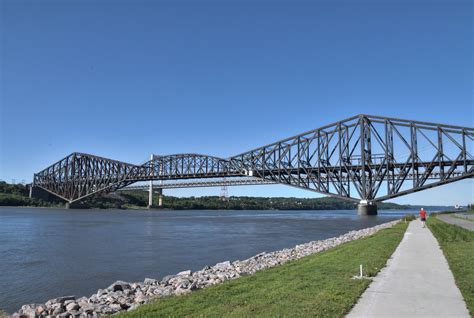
{"left": 144, "top": 278, "right": 158, "bottom": 285}
{"left": 66, "top": 302, "right": 80, "bottom": 311}
{"left": 213, "top": 261, "right": 233, "bottom": 271}
{"left": 160, "top": 274, "right": 176, "bottom": 284}
{"left": 120, "top": 302, "right": 131, "bottom": 310}
{"left": 175, "top": 287, "right": 192, "bottom": 295}
{"left": 48, "top": 295, "right": 75, "bottom": 304}
{"left": 109, "top": 303, "right": 122, "bottom": 312}
{"left": 131, "top": 282, "right": 143, "bottom": 290}
{"left": 19, "top": 305, "right": 36, "bottom": 318}
{"left": 51, "top": 307, "right": 64, "bottom": 316}
{"left": 175, "top": 278, "right": 192, "bottom": 289}
{"left": 80, "top": 303, "right": 96, "bottom": 313}
{"left": 107, "top": 280, "right": 130, "bottom": 292}
{"left": 52, "top": 307, "right": 65, "bottom": 315}
{"left": 35, "top": 304, "right": 47, "bottom": 315}
{"left": 176, "top": 270, "right": 192, "bottom": 276}
{"left": 127, "top": 303, "right": 140, "bottom": 311}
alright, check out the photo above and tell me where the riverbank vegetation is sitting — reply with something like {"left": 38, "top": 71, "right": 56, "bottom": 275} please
{"left": 0, "top": 182, "right": 409, "bottom": 210}
{"left": 117, "top": 222, "right": 407, "bottom": 317}
{"left": 428, "top": 217, "right": 474, "bottom": 314}
{"left": 0, "top": 182, "right": 446, "bottom": 211}
{"left": 0, "top": 182, "right": 63, "bottom": 207}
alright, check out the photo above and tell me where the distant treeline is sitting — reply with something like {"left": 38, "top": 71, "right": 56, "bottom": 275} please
{"left": 0, "top": 182, "right": 64, "bottom": 207}
{"left": 0, "top": 181, "right": 450, "bottom": 211}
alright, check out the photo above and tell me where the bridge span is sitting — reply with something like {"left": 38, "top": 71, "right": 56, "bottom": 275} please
{"left": 30, "top": 115, "right": 474, "bottom": 215}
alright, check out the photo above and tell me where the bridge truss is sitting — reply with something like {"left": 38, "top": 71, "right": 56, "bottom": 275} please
{"left": 120, "top": 178, "right": 276, "bottom": 191}
{"left": 32, "top": 115, "right": 474, "bottom": 204}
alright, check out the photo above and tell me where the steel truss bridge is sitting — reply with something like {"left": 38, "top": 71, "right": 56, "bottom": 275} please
{"left": 32, "top": 115, "right": 474, "bottom": 211}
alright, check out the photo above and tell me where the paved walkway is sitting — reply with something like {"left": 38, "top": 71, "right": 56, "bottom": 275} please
{"left": 347, "top": 220, "right": 469, "bottom": 318}
{"left": 438, "top": 214, "right": 474, "bottom": 231}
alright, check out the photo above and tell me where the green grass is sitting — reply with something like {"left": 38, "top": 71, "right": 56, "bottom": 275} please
{"left": 118, "top": 222, "right": 407, "bottom": 318}
{"left": 428, "top": 217, "right": 474, "bottom": 315}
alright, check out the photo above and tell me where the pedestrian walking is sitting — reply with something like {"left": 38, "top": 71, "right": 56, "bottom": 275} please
{"left": 419, "top": 208, "right": 427, "bottom": 228}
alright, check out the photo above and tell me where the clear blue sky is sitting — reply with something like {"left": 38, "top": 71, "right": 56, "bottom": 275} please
{"left": 1, "top": 0, "right": 472, "bottom": 205}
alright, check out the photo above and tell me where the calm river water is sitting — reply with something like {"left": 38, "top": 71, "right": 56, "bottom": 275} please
{"left": 0, "top": 207, "right": 418, "bottom": 313}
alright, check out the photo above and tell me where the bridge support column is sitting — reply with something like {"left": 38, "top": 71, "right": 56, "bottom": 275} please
{"left": 148, "top": 181, "right": 153, "bottom": 209}
{"left": 65, "top": 202, "right": 70, "bottom": 209}
{"left": 157, "top": 188, "right": 163, "bottom": 207}
{"left": 358, "top": 201, "right": 377, "bottom": 216}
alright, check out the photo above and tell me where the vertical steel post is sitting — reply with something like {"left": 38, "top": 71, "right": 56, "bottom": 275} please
{"left": 148, "top": 154, "right": 153, "bottom": 208}
{"left": 462, "top": 129, "right": 467, "bottom": 173}
{"left": 159, "top": 158, "right": 164, "bottom": 207}
{"left": 338, "top": 124, "right": 343, "bottom": 195}
{"left": 360, "top": 115, "right": 367, "bottom": 199}
{"left": 438, "top": 128, "right": 444, "bottom": 180}
{"left": 411, "top": 124, "right": 418, "bottom": 187}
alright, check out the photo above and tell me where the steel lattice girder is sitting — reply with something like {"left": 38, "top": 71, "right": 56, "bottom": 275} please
{"left": 119, "top": 178, "right": 276, "bottom": 191}
{"left": 32, "top": 115, "right": 474, "bottom": 203}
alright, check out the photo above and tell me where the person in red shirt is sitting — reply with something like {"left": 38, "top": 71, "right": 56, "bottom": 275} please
{"left": 420, "top": 208, "right": 427, "bottom": 228}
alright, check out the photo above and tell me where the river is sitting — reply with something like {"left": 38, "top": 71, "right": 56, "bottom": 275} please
{"left": 0, "top": 207, "right": 419, "bottom": 313}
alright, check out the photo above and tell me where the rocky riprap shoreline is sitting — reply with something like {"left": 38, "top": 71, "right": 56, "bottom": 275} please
{"left": 12, "top": 220, "right": 399, "bottom": 318}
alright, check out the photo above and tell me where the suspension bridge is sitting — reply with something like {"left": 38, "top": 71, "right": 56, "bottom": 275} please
{"left": 30, "top": 114, "right": 474, "bottom": 215}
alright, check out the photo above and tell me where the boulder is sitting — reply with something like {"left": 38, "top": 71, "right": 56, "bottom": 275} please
{"left": 52, "top": 307, "right": 64, "bottom": 316}
{"left": 35, "top": 305, "right": 46, "bottom": 316}
{"left": 144, "top": 278, "right": 158, "bottom": 285}
{"left": 134, "top": 294, "right": 148, "bottom": 304}
{"left": 214, "top": 261, "right": 232, "bottom": 271}
{"left": 109, "top": 303, "right": 122, "bottom": 312}
{"left": 176, "top": 270, "right": 192, "bottom": 276}
{"left": 175, "top": 287, "right": 191, "bottom": 296}
{"left": 107, "top": 280, "right": 130, "bottom": 292}
{"left": 160, "top": 275, "right": 176, "bottom": 284}
{"left": 127, "top": 303, "right": 140, "bottom": 312}
{"left": 19, "top": 304, "right": 37, "bottom": 318}
{"left": 47, "top": 295, "right": 75, "bottom": 305}
{"left": 66, "top": 302, "right": 80, "bottom": 311}
{"left": 80, "top": 303, "right": 96, "bottom": 313}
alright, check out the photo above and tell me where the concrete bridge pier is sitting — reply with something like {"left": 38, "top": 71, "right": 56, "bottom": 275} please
{"left": 158, "top": 189, "right": 163, "bottom": 207}
{"left": 148, "top": 182, "right": 163, "bottom": 208}
{"left": 358, "top": 201, "right": 377, "bottom": 215}
{"left": 148, "top": 181, "right": 153, "bottom": 208}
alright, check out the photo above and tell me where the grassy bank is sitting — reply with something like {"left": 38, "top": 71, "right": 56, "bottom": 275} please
{"left": 118, "top": 222, "right": 407, "bottom": 318}
{"left": 428, "top": 217, "right": 474, "bottom": 315}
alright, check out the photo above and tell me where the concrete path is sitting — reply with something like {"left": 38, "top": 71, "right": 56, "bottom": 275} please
{"left": 347, "top": 220, "right": 469, "bottom": 318}
{"left": 438, "top": 214, "right": 474, "bottom": 231}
